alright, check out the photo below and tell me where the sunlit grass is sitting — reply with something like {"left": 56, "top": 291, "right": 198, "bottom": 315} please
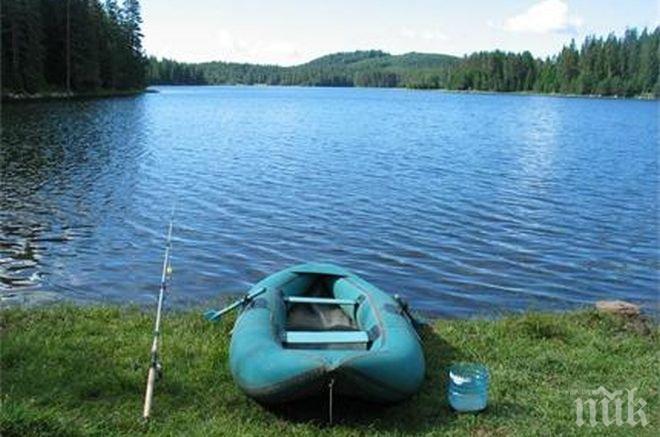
{"left": 1, "top": 306, "right": 657, "bottom": 436}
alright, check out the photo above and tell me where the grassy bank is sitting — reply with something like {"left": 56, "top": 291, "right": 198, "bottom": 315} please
{"left": 1, "top": 306, "right": 656, "bottom": 436}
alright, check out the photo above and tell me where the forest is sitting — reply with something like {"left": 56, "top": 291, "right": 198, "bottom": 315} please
{"left": 1, "top": 0, "right": 145, "bottom": 96}
{"left": 2, "top": 3, "right": 657, "bottom": 100}
{"left": 147, "top": 50, "right": 457, "bottom": 89}
{"left": 149, "top": 27, "right": 659, "bottom": 98}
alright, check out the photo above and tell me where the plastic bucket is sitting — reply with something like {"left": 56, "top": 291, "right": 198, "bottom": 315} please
{"left": 447, "top": 363, "right": 489, "bottom": 412}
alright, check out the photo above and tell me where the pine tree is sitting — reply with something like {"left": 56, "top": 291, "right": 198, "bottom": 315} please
{"left": 557, "top": 39, "right": 579, "bottom": 93}
{"left": 2, "top": 0, "right": 146, "bottom": 95}
{"left": 119, "top": 0, "right": 145, "bottom": 88}
{"left": 99, "top": 0, "right": 120, "bottom": 88}
{"left": 1, "top": 0, "right": 45, "bottom": 93}
{"left": 638, "top": 28, "right": 659, "bottom": 95}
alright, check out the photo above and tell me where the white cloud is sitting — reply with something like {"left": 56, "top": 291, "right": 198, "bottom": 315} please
{"left": 400, "top": 27, "right": 417, "bottom": 39}
{"left": 421, "top": 30, "right": 448, "bottom": 41}
{"left": 502, "top": 0, "right": 583, "bottom": 34}
{"left": 213, "top": 30, "right": 301, "bottom": 65}
{"left": 399, "top": 27, "right": 448, "bottom": 41}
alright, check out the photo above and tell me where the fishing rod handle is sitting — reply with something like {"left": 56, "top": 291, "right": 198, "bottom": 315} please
{"left": 143, "top": 365, "right": 157, "bottom": 419}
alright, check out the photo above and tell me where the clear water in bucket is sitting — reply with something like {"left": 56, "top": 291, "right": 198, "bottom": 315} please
{"left": 447, "top": 363, "right": 489, "bottom": 412}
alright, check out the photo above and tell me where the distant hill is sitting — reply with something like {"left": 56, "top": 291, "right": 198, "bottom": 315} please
{"left": 300, "top": 50, "right": 392, "bottom": 67}
{"left": 148, "top": 27, "right": 659, "bottom": 97}
{"left": 353, "top": 52, "right": 458, "bottom": 69}
{"left": 148, "top": 50, "right": 459, "bottom": 88}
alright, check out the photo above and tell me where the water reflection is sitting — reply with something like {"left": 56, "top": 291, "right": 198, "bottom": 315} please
{"left": 1, "top": 97, "right": 147, "bottom": 294}
{"left": 514, "top": 97, "right": 560, "bottom": 182}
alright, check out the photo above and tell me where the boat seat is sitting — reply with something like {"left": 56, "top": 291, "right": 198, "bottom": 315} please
{"left": 283, "top": 330, "right": 369, "bottom": 345}
{"left": 283, "top": 296, "right": 356, "bottom": 305}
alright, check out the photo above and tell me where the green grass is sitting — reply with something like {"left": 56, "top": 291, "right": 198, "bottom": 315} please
{"left": 1, "top": 306, "right": 657, "bottom": 436}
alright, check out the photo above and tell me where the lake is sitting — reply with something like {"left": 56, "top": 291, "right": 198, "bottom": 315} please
{"left": 1, "top": 86, "right": 657, "bottom": 317}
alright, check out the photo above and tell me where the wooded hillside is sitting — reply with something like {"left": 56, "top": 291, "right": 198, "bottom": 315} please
{"left": 149, "top": 28, "right": 660, "bottom": 98}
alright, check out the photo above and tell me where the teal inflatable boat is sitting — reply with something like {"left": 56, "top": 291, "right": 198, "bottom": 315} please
{"left": 228, "top": 263, "right": 425, "bottom": 404}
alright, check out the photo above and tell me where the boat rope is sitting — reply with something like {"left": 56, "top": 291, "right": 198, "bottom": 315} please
{"left": 142, "top": 202, "right": 176, "bottom": 421}
{"left": 328, "top": 377, "right": 335, "bottom": 425}
{"left": 394, "top": 294, "right": 424, "bottom": 340}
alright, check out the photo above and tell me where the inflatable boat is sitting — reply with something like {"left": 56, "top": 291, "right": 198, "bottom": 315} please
{"left": 227, "top": 263, "right": 425, "bottom": 404}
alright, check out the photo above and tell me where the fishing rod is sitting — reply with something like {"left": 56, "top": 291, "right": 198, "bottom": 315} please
{"left": 142, "top": 205, "right": 175, "bottom": 421}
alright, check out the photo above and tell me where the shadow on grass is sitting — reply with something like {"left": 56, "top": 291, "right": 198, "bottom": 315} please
{"left": 264, "top": 324, "right": 479, "bottom": 433}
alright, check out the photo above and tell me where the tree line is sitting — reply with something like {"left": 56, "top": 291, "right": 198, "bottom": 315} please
{"left": 1, "top": 0, "right": 146, "bottom": 95}
{"left": 149, "top": 27, "right": 659, "bottom": 97}
{"left": 450, "top": 28, "right": 659, "bottom": 97}
{"left": 147, "top": 51, "right": 457, "bottom": 89}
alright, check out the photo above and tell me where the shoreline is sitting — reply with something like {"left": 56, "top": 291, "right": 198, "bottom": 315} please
{"left": 147, "top": 83, "right": 658, "bottom": 101}
{"left": 2, "top": 85, "right": 656, "bottom": 102}
{"left": 1, "top": 88, "right": 150, "bottom": 103}
{"left": 422, "top": 87, "right": 659, "bottom": 101}
{"left": 1, "top": 291, "right": 655, "bottom": 321}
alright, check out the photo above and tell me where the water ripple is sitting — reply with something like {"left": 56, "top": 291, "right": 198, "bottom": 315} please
{"left": 1, "top": 87, "right": 657, "bottom": 316}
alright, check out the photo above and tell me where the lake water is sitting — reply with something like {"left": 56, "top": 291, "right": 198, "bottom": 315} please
{"left": 1, "top": 86, "right": 658, "bottom": 317}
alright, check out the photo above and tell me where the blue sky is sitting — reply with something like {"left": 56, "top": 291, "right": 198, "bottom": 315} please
{"left": 142, "top": 0, "right": 659, "bottom": 65}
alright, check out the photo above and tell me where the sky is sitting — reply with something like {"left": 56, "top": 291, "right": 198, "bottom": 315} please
{"left": 142, "top": 0, "right": 659, "bottom": 66}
